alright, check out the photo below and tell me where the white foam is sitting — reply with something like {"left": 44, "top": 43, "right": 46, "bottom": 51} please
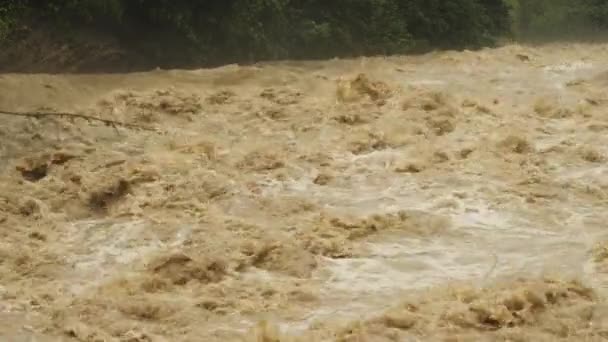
{"left": 62, "top": 219, "right": 190, "bottom": 294}
{"left": 543, "top": 61, "right": 593, "bottom": 73}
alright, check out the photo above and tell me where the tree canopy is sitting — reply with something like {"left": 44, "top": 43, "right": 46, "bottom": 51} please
{"left": 0, "top": 0, "right": 511, "bottom": 67}
{"left": 1, "top": 0, "right": 607, "bottom": 70}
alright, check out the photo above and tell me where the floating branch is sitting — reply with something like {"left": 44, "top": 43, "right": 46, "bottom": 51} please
{"left": 0, "top": 109, "right": 157, "bottom": 132}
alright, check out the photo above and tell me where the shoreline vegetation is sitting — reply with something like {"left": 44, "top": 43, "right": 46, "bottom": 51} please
{"left": 0, "top": 1, "right": 606, "bottom": 72}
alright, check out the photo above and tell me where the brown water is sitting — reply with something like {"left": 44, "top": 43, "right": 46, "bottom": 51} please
{"left": 2, "top": 43, "right": 608, "bottom": 341}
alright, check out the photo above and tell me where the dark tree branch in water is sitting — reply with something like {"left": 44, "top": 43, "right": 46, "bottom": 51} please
{"left": 0, "top": 109, "right": 157, "bottom": 132}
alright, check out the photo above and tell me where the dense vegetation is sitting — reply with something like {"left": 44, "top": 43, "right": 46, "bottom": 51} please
{"left": 0, "top": 0, "right": 511, "bottom": 68}
{"left": 0, "top": 0, "right": 607, "bottom": 70}
{"left": 510, "top": 0, "right": 608, "bottom": 40}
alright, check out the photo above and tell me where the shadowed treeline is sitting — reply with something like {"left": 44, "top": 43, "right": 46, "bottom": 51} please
{"left": 0, "top": 0, "right": 510, "bottom": 72}
{"left": 508, "top": 0, "right": 608, "bottom": 42}
{"left": 0, "top": 0, "right": 607, "bottom": 72}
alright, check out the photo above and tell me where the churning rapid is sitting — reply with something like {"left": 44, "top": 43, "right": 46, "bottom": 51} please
{"left": 2, "top": 43, "right": 608, "bottom": 341}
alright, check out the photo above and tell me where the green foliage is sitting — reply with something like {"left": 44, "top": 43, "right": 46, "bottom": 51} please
{"left": 225, "top": 0, "right": 291, "bottom": 60}
{"left": 512, "top": 0, "right": 608, "bottom": 41}
{"left": 1, "top": 0, "right": 514, "bottom": 66}
{"left": 42, "top": 0, "right": 125, "bottom": 23}
{"left": 0, "top": 0, "right": 23, "bottom": 41}
{"left": 586, "top": 0, "right": 608, "bottom": 28}
{"left": 402, "top": 0, "right": 494, "bottom": 49}
{"left": 287, "top": 0, "right": 413, "bottom": 58}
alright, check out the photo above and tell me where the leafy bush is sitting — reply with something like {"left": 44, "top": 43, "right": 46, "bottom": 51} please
{"left": 0, "top": 0, "right": 23, "bottom": 41}
{"left": 1, "top": 0, "right": 514, "bottom": 67}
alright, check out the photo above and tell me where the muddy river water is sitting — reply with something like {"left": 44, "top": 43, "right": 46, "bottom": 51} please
{"left": 2, "top": 43, "right": 608, "bottom": 341}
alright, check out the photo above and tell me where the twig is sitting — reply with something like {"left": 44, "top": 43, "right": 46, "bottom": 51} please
{"left": 0, "top": 109, "right": 157, "bottom": 132}
{"left": 91, "top": 159, "right": 127, "bottom": 172}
